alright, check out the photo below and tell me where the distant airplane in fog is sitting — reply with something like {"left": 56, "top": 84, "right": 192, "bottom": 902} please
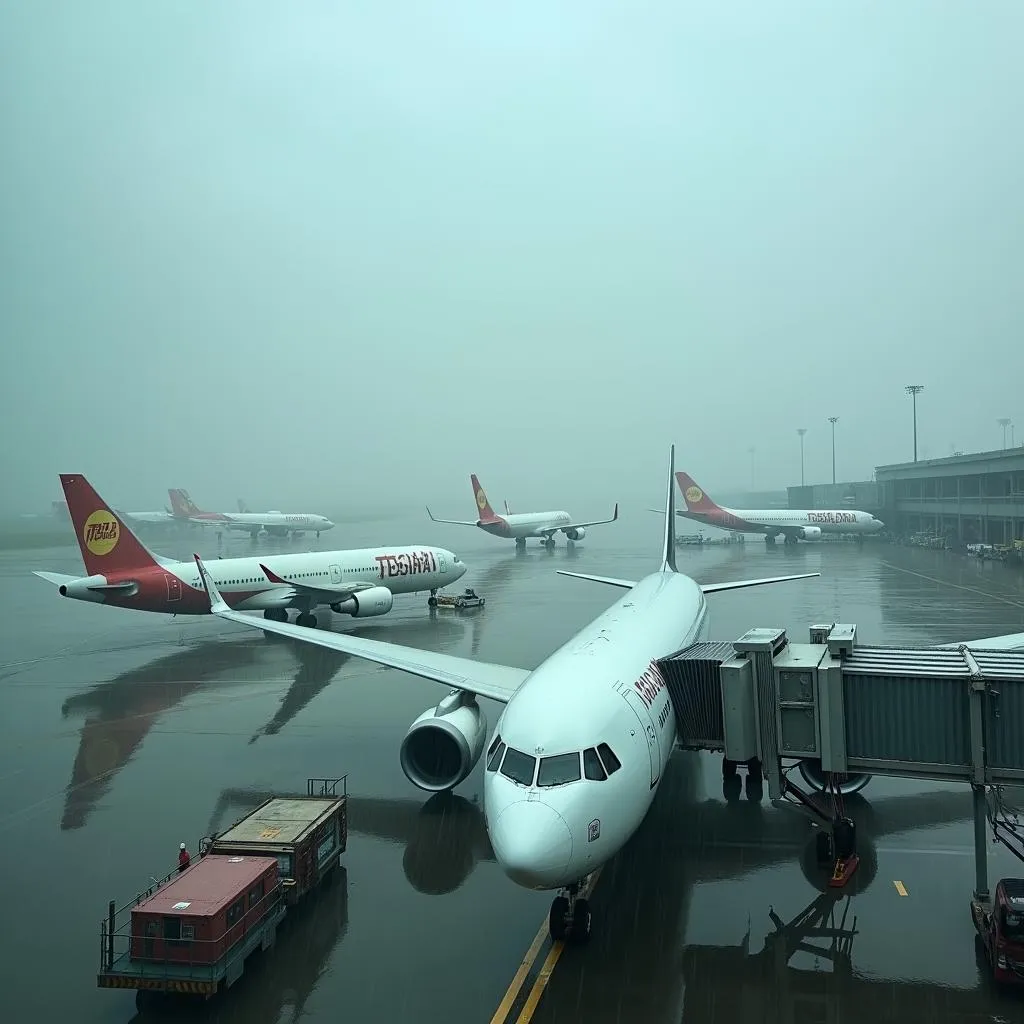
{"left": 168, "top": 488, "right": 335, "bottom": 539}
{"left": 652, "top": 472, "right": 884, "bottom": 546}
{"left": 427, "top": 473, "right": 618, "bottom": 548}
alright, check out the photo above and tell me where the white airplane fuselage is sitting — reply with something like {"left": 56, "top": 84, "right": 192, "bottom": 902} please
{"left": 481, "top": 570, "right": 708, "bottom": 890}
{"left": 55, "top": 546, "right": 465, "bottom": 615}
{"left": 187, "top": 512, "right": 335, "bottom": 535}
{"left": 685, "top": 506, "right": 884, "bottom": 537}
{"left": 479, "top": 510, "right": 573, "bottom": 540}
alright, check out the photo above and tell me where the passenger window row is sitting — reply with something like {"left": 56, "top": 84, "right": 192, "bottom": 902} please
{"left": 485, "top": 735, "right": 621, "bottom": 787}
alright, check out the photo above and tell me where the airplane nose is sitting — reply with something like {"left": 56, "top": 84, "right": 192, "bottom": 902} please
{"left": 489, "top": 800, "right": 573, "bottom": 890}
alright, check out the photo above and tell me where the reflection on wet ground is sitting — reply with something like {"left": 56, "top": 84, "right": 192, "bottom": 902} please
{"left": 2, "top": 524, "right": 1024, "bottom": 1022}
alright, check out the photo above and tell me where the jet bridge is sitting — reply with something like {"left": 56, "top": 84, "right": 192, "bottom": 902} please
{"left": 658, "top": 624, "right": 1024, "bottom": 901}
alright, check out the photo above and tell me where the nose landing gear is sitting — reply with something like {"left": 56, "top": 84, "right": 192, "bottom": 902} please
{"left": 548, "top": 881, "right": 592, "bottom": 943}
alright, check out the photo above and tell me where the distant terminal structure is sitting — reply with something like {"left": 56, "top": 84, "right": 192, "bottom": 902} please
{"left": 787, "top": 482, "right": 882, "bottom": 517}
{"left": 875, "top": 447, "right": 1024, "bottom": 545}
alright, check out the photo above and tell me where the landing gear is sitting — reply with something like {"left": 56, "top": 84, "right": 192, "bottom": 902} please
{"left": 295, "top": 612, "right": 318, "bottom": 628}
{"left": 548, "top": 882, "right": 592, "bottom": 944}
{"left": 765, "top": 534, "right": 776, "bottom": 545}
{"left": 263, "top": 609, "right": 288, "bottom": 622}
{"left": 544, "top": 536, "right": 555, "bottom": 550}
{"left": 428, "top": 589, "right": 438, "bottom": 608}
{"left": 784, "top": 534, "right": 799, "bottom": 546}
{"left": 515, "top": 537, "right": 526, "bottom": 550}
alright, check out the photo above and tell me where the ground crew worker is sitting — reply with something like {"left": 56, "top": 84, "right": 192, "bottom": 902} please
{"left": 178, "top": 842, "right": 191, "bottom": 872}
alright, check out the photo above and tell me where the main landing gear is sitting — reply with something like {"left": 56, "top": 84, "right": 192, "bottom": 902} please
{"left": 549, "top": 880, "right": 592, "bottom": 944}
{"left": 428, "top": 588, "right": 438, "bottom": 607}
{"left": 262, "top": 608, "right": 318, "bottom": 629}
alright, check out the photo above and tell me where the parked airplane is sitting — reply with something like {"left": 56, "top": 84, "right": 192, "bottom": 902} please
{"left": 35, "top": 475, "right": 466, "bottom": 624}
{"left": 427, "top": 474, "right": 618, "bottom": 548}
{"left": 654, "top": 472, "right": 885, "bottom": 545}
{"left": 194, "top": 445, "right": 822, "bottom": 943}
{"left": 169, "top": 488, "right": 335, "bottom": 540}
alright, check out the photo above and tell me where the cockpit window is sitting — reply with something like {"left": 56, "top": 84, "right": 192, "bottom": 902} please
{"left": 583, "top": 747, "right": 607, "bottom": 781}
{"left": 500, "top": 747, "right": 536, "bottom": 786}
{"left": 486, "top": 738, "right": 505, "bottom": 772}
{"left": 537, "top": 752, "right": 582, "bottom": 787}
{"left": 597, "top": 743, "right": 621, "bottom": 776}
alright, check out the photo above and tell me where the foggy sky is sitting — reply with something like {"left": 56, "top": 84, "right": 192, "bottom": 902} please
{"left": 3, "top": 1, "right": 1022, "bottom": 515}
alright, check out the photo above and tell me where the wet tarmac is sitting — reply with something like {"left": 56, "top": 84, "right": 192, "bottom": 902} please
{"left": 2, "top": 512, "right": 1024, "bottom": 1023}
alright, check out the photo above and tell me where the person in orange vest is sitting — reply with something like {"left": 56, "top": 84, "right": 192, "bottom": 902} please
{"left": 178, "top": 842, "right": 191, "bottom": 872}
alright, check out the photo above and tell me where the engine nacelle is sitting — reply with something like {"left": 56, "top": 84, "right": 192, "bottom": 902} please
{"left": 564, "top": 526, "right": 587, "bottom": 541}
{"left": 797, "top": 758, "right": 871, "bottom": 795}
{"left": 399, "top": 691, "right": 488, "bottom": 792}
{"left": 331, "top": 585, "right": 393, "bottom": 617}
{"left": 798, "top": 526, "right": 822, "bottom": 541}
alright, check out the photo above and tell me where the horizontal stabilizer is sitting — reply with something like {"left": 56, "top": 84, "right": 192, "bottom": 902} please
{"left": 426, "top": 506, "right": 479, "bottom": 526}
{"left": 34, "top": 571, "right": 78, "bottom": 586}
{"left": 700, "top": 572, "right": 820, "bottom": 594}
{"left": 194, "top": 555, "right": 529, "bottom": 704}
{"left": 557, "top": 570, "right": 637, "bottom": 589}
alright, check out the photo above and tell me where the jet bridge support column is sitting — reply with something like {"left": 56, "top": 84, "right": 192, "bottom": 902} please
{"left": 732, "top": 628, "right": 788, "bottom": 801}
{"left": 964, "top": 644, "right": 990, "bottom": 902}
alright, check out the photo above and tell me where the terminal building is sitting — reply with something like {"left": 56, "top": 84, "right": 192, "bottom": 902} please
{"left": 875, "top": 447, "right": 1024, "bottom": 544}
{"left": 787, "top": 448, "right": 1024, "bottom": 545}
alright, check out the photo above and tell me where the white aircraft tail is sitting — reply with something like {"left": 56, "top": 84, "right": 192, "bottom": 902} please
{"left": 661, "top": 444, "right": 677, "bottom": 574}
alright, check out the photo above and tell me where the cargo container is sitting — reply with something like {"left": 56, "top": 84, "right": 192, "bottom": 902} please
{"left": 203, "top": 776, "right": 347, "bottom": 905}
{"left": 97, "top": 775, "right": 347, "bottom": 998}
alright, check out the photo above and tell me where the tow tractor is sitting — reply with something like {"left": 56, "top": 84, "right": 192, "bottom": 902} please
{"left": 433, "top": 588, "right": 485, "bottom": 609}
{"left": 972, "top": 878, "right": 1024, "bottom": 985}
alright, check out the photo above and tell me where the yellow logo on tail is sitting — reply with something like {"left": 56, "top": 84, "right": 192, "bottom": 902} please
{"left": 476, "top": 488, "right": 488, "bottom": 510}
{"left": 83, "top": 509, "right": 119, "bottom": 556}
{"left": 684, "top": 486, "right": 703, "bottom": 504}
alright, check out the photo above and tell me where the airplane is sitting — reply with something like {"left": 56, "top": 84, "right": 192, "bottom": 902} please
{"left": 653, "top": 472, "right": 885, "bottom": 545}
{"left": 193, "top": 444, "right": 824, "bottom": 944}
{"left": 427, "top": 473, "right": 618, "bottom": 548}
{"left": 35, "top": 474, "right": 467, "bottom": 625}
{"left": 168, "top": 488, "right": 335, "bottom": 540}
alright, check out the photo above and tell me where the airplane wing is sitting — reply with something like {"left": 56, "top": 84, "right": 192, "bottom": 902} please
{"left": 558, "top": 569, "right": 820, "bottom": 593}
{"left": 258, "top": 562, "right": 381, "bottom": 603}
{"left": 557, "top": 571, "right": 637, "bottom": 589}
{"left": 937, "top": 632, "right": 1024, "bottom": 652}
{"left": 699, "top": 572, "right": 820, "bottom": 594}
{"left": 426, "top": 506, "right": 479, "bottom": 526}
{"left": 559, "top": 504, "right": 619, "bottom": 530}
{"left": 194, "top": 555, "right": 529, "bottom": 704}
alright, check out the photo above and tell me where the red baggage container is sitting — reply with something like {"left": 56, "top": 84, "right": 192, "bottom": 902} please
{"left": 129, "top": 855, "right": 278, "bottom": 967}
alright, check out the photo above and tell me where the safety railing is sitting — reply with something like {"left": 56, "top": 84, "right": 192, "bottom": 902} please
{"left": 100, "top": 881, "right": 283, "bottom": 978}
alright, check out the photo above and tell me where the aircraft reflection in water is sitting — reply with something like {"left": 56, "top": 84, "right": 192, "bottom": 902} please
{"left": 58, "top": 613, "right": 479, "bottom": 830}
{"left": 528, "top": 752, "right": 990, "bottom": 1024}
{"left": 207, "top": 788, "right": 493, "bottom": 897}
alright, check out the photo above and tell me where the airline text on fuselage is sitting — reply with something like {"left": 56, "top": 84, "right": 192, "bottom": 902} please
{"left": 807, "top": 511, "right": 857, "bottom": 524}
{"left": 633, "top": 662, "right": 666, "bottom": 708}
{"left": 375, "top": 551, "right": 438, "bottom": 579}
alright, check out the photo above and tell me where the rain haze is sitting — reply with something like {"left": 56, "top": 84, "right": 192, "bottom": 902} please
{"left": 3, "top": 0, "right": 1023, "bottom": 516}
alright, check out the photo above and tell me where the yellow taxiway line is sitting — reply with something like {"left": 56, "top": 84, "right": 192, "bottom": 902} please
{"left": 491, "top": 867, "right": 604, "bottom": 1024}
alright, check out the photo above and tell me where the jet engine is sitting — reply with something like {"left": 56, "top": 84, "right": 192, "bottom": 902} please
{"left": 399, "top": 690, "right": 488, "bottom": 792}
{"left": 331, "top": 586, "right": 393, "bottom": 617}
{"left": 797, "top": 526, "right": 822, "bottom": 541}
{"left": 565, "top": 526, "right": 587, "bottom": 541}
{"left": 797, "top": 758, "right": 871, "bottom": 795}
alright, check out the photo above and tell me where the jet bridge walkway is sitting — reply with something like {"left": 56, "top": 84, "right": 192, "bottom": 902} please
{"left": 657, "top": 624, "right": 1024, "bottom": 901}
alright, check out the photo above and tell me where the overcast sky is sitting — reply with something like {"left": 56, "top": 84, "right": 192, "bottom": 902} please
{"left": 2, "top": 1, "right": 1022, "bottom": 514}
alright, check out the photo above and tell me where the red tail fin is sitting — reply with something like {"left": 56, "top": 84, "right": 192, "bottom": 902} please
{"left": 675, "top": 472, "right": 723, "bottom": 514}
{"left": 60, "top": 475, "right": 160, "bottom": 576}
{"left": 470, "top": 474, "right": 500, "bottom": 522}
{"left": 168, "top": 488, "right": 200, "bottom": 517}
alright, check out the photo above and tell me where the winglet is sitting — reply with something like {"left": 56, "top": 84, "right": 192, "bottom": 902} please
{"left": 259, "top": 562, "right": 288, "bottom": 585}
{"left": 194, "top": 554, "right": 229, "bottom": 613}
{"left": 661, "top": 446, "right": 677, "bottom": 573}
